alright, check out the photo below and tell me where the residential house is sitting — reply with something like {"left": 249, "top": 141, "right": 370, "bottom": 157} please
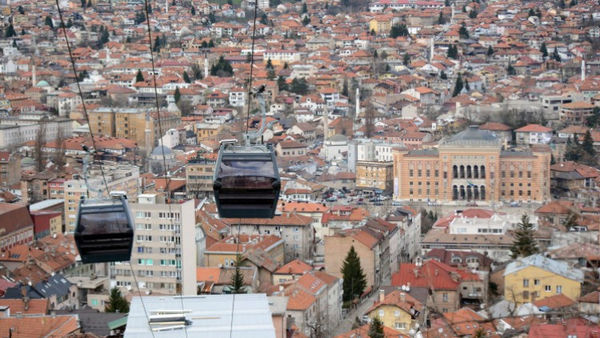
{"left": 578, "top": 291, "right": 600, "bottom": 315}
{"left": 276, "top": 140, "right": 308, "bottom": 157}
{"left": 551, "top": 161, "right": 600, "bottom": 192}
{"left": 0, "top": 315, "right": 80, "bottom": 336}
{"left": 0, "top": 151, "right": 20, "bottom": 187}
{"left": 4, "top": 274, "right": 79, "bottom": 311}
{"left": 514, "top": 124, "right": 553, "bottom": 145}
{"left": 366, "top": 289, "right": 423, "bottom": 334}
{"left": 479, "top": 122, "right": 512, "bottom": 147}
{"left": 560, "top": 101, "right": 594, "bottom": 125}
{"left": 272, "top": 259, "right": 313, "bottom": 285}
{"left": 528, "top": 319, "right": 600, "bottom": 338}
{"left": 221, "top": 213, "right": 313, "bottom": 262}
{"left": 503, "top": 254, "right": 584, "bottom": 305}
{"left": 203, "top": 234, "right": 284, "bottom": 267}
{"left": 391, "top": 259, "right": 482, "bottom": 313}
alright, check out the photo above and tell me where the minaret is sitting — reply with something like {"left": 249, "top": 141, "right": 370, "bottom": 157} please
{"left": 32, "top": 64, "right": 36, "bottom": 87}
{"left": 322, "top": 113, "right": 328, "bottom": 141}
{"left": 430, "top": 38, "right": 434, "bottom": 63}
{"left": 581, "top": 59, "right": 586, "bottom": 81}
{"left": 355, "top": 87, "right": 360, "bottom": 119}
{"left": 105, "top": 47, "right": 110, "bottom": 65}
{"left": 165, "top": 0, "right": 168, "bottom": 14}
{"left": 451, "top": 3, "right": 455, "bottom": 24}
{"left": 204, "top": 57, "right": 209, "bottom": 78}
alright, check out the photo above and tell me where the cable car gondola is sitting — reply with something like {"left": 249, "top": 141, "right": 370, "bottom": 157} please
{"left": 213, "top": 142, "right": 281, "bottom": 218}
{"left": 74, "top": 193, "right": 134, "bottom": 264}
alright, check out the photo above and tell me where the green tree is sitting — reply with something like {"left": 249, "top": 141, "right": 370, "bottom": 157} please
{"left": 440, "top": 70, "right": 447, "bottom": 79}
{"left": 447, "top": 44, "right": 458, "bottom": 59}
{"left": 342, "top": 79, "right": 349, "bottom": 97}
{"left": 105, "top": 287, "right": 129, "bottom": 313}
{"left": 289, "top": 78, "right": 309, "bottom": 95}
{"left": 208, "top": 40, "right": 215, "bottom": 48}
{"left": 183, "top": 71, "right": 191, "bottom": 83}
{"left": 464, "top": 79, "right": 470, "bottom": 91}
{"left": 135, "top": 69, "right": 144, "bottom": 82}
{"left": 438, "top": 11, "right": 445, "bottom": 24}
{"left": 510, "top": 214, "right": 539, "bottom": 259}
{"left": 78, "top": 70, "right": 89, "bottom": 81}
{"left": 459, "top": 22, "right": 469, "bottom": 39}
{"left": 277, "top": 76, "right": 288, "bottom": 91}
{"left": 469, "top": 10, "right": 477, "bottom": 18}
{"left": 191, "top": 64, "right": 203, "bottom": 80}
{"left": 540, "top": 42, "right": 548, "bottom": 59}
{"left": 368, "top": 316, "right": 384, "bottom": 338}
{"left": 174, "top": 87, "right": 181, "bottom": 104}
{"left": 153, "top": 36, "right": 161, "bottom": 52}
{"left": 341, "top": 246, "right": 367, "bottom": 302}
{"left": 266, "top": 58, "right": 274, "bottom": 70}
{"left": 564, "top": 136, "right": 582, "bottom": 161}
{"left": 210, "top": 56, "right": 233, "bottom": 77}
{"left": 99, "top": 27, "right": 109, "bottom": 46}
{"left": 191, "top": 6, "right": 196, "bottom": 15}
{"left": 135, "top": 10, "right": 146, "bottom": 24}
{"left": 18, "top": 5, "right": 24, "bottom": 14}
{"left": 487, "top": 45, "right": 494, "bottom": 56}
{"left": 507, "top": 63, "right": 516, "bottom": 75}
{"left": 230, "top": 254, "right": 246, "bottom": 294}
{"left": 528, "top": 8, "right": 535, "bottom": 17}
{"left": 552, "top": 48, "right": 561, "bottom": 62}
{"left": 390, "top": 24, "right": 408, "bottom": 38}
{"left": 260, "top": 13, "right": 268, "bottom": 25}
{"left": 403, "top": 53, "right": 410, "bottom": 66}
{"left": 582, "top": 130, "right": 595, "bottom": 156}
{"left": 45, "top": 16, "right": 54, "bottom": 29}
{"left": 5, "top": 24, "right": 16, "bottom": 38}
{"left": 302, "top": 2, "right": 308, "bottom": 13}
{"left": 452, "top": 73, "right": 463, "bottom": 97}
{"left": 87, "top": 0, "right": 92, "bottom": 7}
{"left": 586, "top": 107, "right": 600, "bottom": 127}
{"left": 81, "top": 0, "right": 86, "bottom": 7}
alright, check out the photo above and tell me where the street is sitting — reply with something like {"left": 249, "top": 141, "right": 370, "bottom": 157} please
{"left": 330, "top": 291, "right": 379, "bottom": 336}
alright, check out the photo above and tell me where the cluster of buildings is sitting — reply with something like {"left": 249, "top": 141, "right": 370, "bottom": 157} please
{"left": 0, "top": 0, "right": 599, "bottom": 336}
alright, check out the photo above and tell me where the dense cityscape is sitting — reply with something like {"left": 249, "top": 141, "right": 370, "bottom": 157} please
{"left": 0, "top": 0, "right": 599, "bottom": 336}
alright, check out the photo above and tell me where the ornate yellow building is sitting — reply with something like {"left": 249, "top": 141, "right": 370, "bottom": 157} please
{"left": 393, "top": 126, "right": 551, "bottom": 203}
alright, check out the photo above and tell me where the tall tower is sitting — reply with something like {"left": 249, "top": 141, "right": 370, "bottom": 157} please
{"left": 430, "top": 38, "right": 434, "bottom": 62}
{"left": 165, "top": 0, "right": 168, "bottom": 14}
{"left": 105, "top": 47, "right": 110, "bottom": 65}
{"left": 581, "top": 59, "right": 586, "bottom": 81}
{"left": 32, "top": 64, "right": 36, "bottom": 87}
{"left": 204, "top": 57, "right": 209, "bottom": 78}
{"left": 322, "top": 114, "right": 328, "bottom": 141}
{"left": 355, "top": 87, "right": 360, "bottom": 119}
{"left": 451, "top": 3, "right": 455, "bottom": 24}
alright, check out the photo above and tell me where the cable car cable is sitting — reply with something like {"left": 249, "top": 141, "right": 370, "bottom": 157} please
{"left": 53, "top": 0, "right": 154, "bottom": 334}
{"left": 244, "top": 0, "right": 260, "bottom": 136}
{"left": 141, "top": 0, "right": 188, "bottom": 336}
{"left": 53, "top": 0, "right": 109, "bottom": 195}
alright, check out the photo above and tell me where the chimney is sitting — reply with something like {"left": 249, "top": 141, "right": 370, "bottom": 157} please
{"left": 379, "top": 289, "right": 385, "bottom": 303}
{"left": 32, "top": 65, "right": 36, "bottom": 87}
{"left": 581, "top": 59, "right": 586, "bottom": 81}
{"left": 400, "top": 292, "right": 406, "bottom": 302}
{"left": 0, "top": 306, "right": 9, "bottom": 318}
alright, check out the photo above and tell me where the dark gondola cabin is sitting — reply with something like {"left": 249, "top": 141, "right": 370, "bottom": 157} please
{"left": 74, "top": 195, "right": 134, "bottom": 264}
{"left": 213, "top": 143, "right": 281, "bottom": 218}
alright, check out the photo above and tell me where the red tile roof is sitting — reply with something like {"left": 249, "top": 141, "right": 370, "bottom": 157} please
{"left": 0, "top": 299, "right": 48, "bottom": 315}
{"left": 514, "top": 124, "right": 552, "bottom": 133}
{"left": 0, "top": 314, "right": 79, "bottom": 337}
{"left": 533, "top": 293, "right": 575, "bottom": 309}
{"left": 275, "top": 259, "right": 313, "bottom": 275}
{"left": 392, "top": 260, "right": 479, "bottom": 290}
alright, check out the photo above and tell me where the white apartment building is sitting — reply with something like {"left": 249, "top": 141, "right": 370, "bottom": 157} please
{"left": 0, "top": 117, "right": 72, "bottom": 149}
{"left": 111, "top": 196, "right": 197, "bottom": 296}
{"left": 449, "top": 212, "right": 539, "bottom": 235}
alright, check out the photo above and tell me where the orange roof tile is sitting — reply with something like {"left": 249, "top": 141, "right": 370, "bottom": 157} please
{"left": 0, "top": 315, "right": 79, "bottom": 337}
{"left": 275, "top": 259, "right": 313, "bottom": 275}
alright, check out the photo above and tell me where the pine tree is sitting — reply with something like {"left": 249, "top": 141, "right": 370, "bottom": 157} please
{"left": 552, "top": 48, "right": 561, "bottom": 62}
{"left": 403, "top": 53, "right": 410, "bottom": 66}
{"left": 507, "top": 63, "right": 516, "bottom": 75}
{"left": 540, "top": 42, "right": 548, "bottom": 59}
{"left": 191, "top": 6, "right": 196, "bottom": 15}
{"left": 277, "top": 76, "right": 287, "bottom": 91}
{"left": 469, "top": 10, "right": 477, "bottom": 18}
{"left": 135, "top": 10, "right": 146, "bottom": 24}
{"left": 266, "top": 58, "right": 274, "bottom": 70}
{"left": 440, "top": 70, "right": 447, "bottom": 79}
{"left": 487, "top": 45, "right": 494, "bottom": 56}
{"left": 389, "top": 24, "right": 408, "bottom": 38}
{"left": 342, "top": 79, "right": 349, "bottom": 97}
{"left": 81, "top": 0, "right": 86, "bottom": 7}
{"left": 510, "top": 214, "right": 539, "bottom": 259}
{"left": 302, "top": 16, "right": 310, "bottom": 26}
{"left": 582, "top": 130, "right": 595, "bottom": 156}
{"left": 447, "top": 45, "right": 458, "bottom": 59}
{"left": 302, "top": 2, "right": 308, "bottom": 13}
{"left": 174, "top": 87, "right": 181, "bottom": 103}
{"left": 45, "top": 16, "right": 54, "bottom": 29}
{"left": 452, "top": 73, "right": 463, "bottom": 97}
{"left": 459, "top": 23, "right": 469, "bottom": 39}
{"left": 231, "top": 254, "right": 245, "bottom": 294}
{"left": 465, "top": 79, "right": 470, "bottom": 91}
{"left": 368, "top": 316, "right": 384, "bottom": 338}
{"left": 438, "top": 11, "right": 445, "bottom": 24}
{"left": 183, "top": 71, "right": 191, "bottom": 83}
{"left": 135, "top": 69, "right": 144, "bottom": 82}
{"left": 341, "top": 246, "right": 367, "bottom": 302}
{"left": 5, "top": 24, "right": 16, "bottom": 38}
{"left": 105, "top": 287, "right": 129, "bottom": 313}
{"left": 18, "top": 5, "right": 24, "bottom": 14}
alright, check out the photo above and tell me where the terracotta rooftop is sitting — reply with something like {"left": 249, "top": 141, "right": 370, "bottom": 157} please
{"left": 274, "top": 259, "right": 313, "bottom": 275}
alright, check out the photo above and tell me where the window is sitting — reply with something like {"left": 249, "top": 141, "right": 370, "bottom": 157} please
{"left": 522, "top": 291, "right": 529, "bottom": 299}
{"left": 442, "top": 293, "right": 448, "bottom": 302}
{"left": 556, "top": 285, "right": 562, "bottom": 294}
{"left": 394, "top": 310, "right": 401, "bottom": 317}
{"left": 378, "top": 310, "right": 384, "bottom": 317}
{"left": 409, "top": 169, "right": 413, "bottom": 177}
{"left": 534, "top": 279, "right": 539, "bottom": 286}
{"left": 544, "top": 285, "right": 551, "bottom": 292}
{"left": 523, "top": 279, "right": 529, "bottom": 287}
{"left": 394, "top": 322, "right": 406, "bottom": 329}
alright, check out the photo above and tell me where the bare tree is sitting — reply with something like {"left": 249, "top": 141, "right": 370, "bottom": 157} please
{"left": 53, "top": 126, "right": 66, "bottom": 168}
{"left": 34, "top": 122, "right": 47, "bottom": 172}
{"left": 365, "top": 103, "right": 375, "bottom": 138}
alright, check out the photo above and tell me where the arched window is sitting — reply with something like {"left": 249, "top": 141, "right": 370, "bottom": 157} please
{"left": 480, "top": 185, "right": 486, "bottom": 200}
{"left": 460, "top": 185, "right": 466, "bottom": 200}
{"left": 466, "top": 166, "right": 472, "bottom": 179}
{"left": 473, "top": 166, "right": 479, "bottom": 179}
{"left": 480, "top": 165, "right": 486, "bottom": 179}
{"left": 460, "top": 165, "right": 465, "bottom": 179}
{"left": 453, "top": 165, "right": 458, "bottom": 178}
{"left": 466, "top": 185, "right": 472, "bottom": 200}
{"left": 473, "top": 186, "right": 479, "bottom": 200}
{"left": 452, "top": 185, "right": 458, "bottom": 200}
